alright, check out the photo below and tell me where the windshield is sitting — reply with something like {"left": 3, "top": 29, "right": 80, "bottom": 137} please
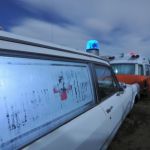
{"left": 112, "top": 64, "right": 135, "bottom": 75}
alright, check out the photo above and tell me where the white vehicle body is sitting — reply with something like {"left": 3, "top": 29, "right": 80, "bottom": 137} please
{"left": 0, "top": 31, "right": 138, "bottom": 150}
{"left": 110, "top": 55, "right": 150, "bottom": 76}
{"left": 130, "top": 83, "right": 140, "bottom": 107}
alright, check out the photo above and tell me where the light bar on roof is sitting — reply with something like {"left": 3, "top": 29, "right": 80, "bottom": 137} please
{"left": 129, "top": 52, "right": 140, "bottom": 59}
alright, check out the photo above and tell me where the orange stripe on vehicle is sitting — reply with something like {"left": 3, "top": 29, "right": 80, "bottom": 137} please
{"left": 116, "top": 74, "right": 148, "bottom": 89}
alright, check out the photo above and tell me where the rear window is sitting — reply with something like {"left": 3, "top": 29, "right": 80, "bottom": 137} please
{"left": 112, "top": 64, "right": 135, "bottom": 75}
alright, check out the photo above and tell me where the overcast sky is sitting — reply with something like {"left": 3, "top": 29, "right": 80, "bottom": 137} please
{"left": 0, "top": 0, "right": 150, "bottom": 57}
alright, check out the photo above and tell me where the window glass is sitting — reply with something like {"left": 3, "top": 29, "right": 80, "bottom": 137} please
{"left": 0, "top": 56, "right": 94, "bottom": 150}
{"left": 112, "top": 64, "right": 135, "bottom": 75}
{"left": 138, "top": 65, "right": 144, "bottom": 75}
{"left": 145, "top": 65, "right": 150, "bottom": 76}
{"left": 95, "top": 65, "right": 118, "bottom": 99}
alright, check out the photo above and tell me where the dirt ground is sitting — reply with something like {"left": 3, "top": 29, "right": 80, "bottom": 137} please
{"left": 108, "top": 97, "right": 150, "bottom": 150}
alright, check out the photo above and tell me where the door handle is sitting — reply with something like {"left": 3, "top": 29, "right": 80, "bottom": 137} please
{"left": 106, "top": 106, "right": 113, "bottom": 113}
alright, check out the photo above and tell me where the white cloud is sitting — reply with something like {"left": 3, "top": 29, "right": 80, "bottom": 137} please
{"left": 10, "top": 18, "right": 92, "bottom": 50}
{"left": 13, "top": 0, "right": 150, "bottom": 57}
{"left": 84, "top": 18, "right": 113, "bottom": 34}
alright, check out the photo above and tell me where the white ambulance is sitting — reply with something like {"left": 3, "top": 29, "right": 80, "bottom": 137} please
{"left": 110, "top": 52, "right": 150, "bottom": 97}
{"left": 0, "top": 32, "right": 139, "bottom": 150}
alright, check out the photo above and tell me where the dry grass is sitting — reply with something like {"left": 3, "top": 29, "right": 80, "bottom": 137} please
{"left": 108, "top": 97, "right": 150, "bottom": 150}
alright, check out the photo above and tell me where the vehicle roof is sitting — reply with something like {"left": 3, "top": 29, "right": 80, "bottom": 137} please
{"left": 110, "top": 57, "right": 149, "bottom": 65}
{"left": 0, "top": 31, "right": 109, "bottom": 65}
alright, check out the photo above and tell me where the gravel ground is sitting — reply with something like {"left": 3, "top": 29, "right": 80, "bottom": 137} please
{"left": 108, "top": 97, "right": 150, "bottom": 150}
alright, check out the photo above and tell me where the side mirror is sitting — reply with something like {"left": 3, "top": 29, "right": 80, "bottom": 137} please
{"left": 119, "top": 86, "right": 124, "bottom": 92}
{"left": 119, "top": 82, "right": 126, "bottom": 91}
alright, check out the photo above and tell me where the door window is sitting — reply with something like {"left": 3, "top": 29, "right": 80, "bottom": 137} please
{"left": 95, "top": 65, "right": 119, "bottom": 100}
{"left": 145, "top": 65, "right": 150, "bottom": 76}
{"left": 138, "top": 65, "right": 144, "bottom": 75}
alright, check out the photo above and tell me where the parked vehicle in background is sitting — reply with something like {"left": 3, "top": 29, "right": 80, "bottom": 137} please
{"left": 110, "top": 52, "right": 150, "bottom": 98}
{"left": 0, "top": 32, "right": 139, "bottom": 150}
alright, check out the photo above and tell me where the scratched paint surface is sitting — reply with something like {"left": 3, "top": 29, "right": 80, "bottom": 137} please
{"left": 0, "top": 57, "right": 94, "bottom": 149}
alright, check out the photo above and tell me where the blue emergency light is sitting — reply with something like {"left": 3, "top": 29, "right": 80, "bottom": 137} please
{"left": 86, "top": 40, "right": 100, "bottom": 50}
